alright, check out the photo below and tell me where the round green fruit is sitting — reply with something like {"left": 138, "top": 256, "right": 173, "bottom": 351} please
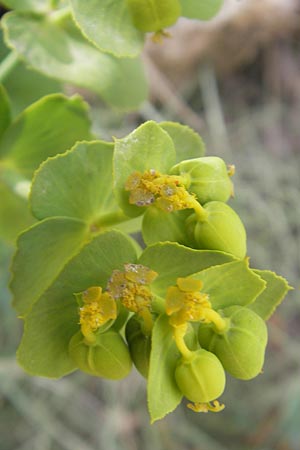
{"left": 125, "top": 315, "right": 151, "bottom": 378}
{"left": 127, "top": 0, "right": 181, "bottom": 32}
{"left": 170, "top": 157, "right": 233, "bottom": 204}
{"left": 69, "top": 330, "right": 132, "bottom": 380}
{"left": 198, "top": 306, "right": 268, "bottom": 380}
{"left": 194, "top": 201, "right": 247, "bottom": 258}
{"left": 175, "top": 349, "right": 226, "bottom": 403}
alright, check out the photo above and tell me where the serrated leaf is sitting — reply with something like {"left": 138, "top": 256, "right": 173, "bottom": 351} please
{"left": 147, "top": 314, "right": 182, "bottom": 423}
{"left": 0, "top": 84, "right": 11, "bottom": 138}
{"left": 190, "top": 260, "right": 266, "bottom": 310}
{"left": 114, "top": 121, "right": 176, "bottom": 217}
{"left": 70, "top": 0, "right": 144, "bottom": 57}
{"left": 248, "top": 270, "right": 291, "bottom": 320}
{"left": 0, "top": 181, "right": 34, "bottom": 243}
{"left": 11, "top": 217, "right": 89, "bottom": 316}
{"left": 0, "top": 0, "right": 48, "bottom": 12}
{"left": 180, "top": 0, "right": 223, "bottom": 20}
{"left": 2, "top": 11, "right": 148, "bottom": 109}
{"left": 159, "top": 121, "right": 205, "bottom": 162}
{"left": 17, "top": 230, "right": 138, "bottom": 377}
{"left": 0, "top": 93, "right": 92, "bottom": 177}
{"left": 139, "top": 242, "right": 235, "bottom": 299}
{"left": 30, "top": 140, "right": 123, "bottom": 223}
{"left": 142, "top": 207, "right": 193, "bottom": 247}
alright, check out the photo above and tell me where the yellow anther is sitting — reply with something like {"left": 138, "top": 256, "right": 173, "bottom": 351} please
{"left": 125, "top": 170, "right": 197, "bottom": 213}
{"left": 151, "top": 29, "right": 172, "bottom": 44}
{"left": 166, "top": 277, "right": 211, "bottom": 327}
{"left": 107, "top": 264, "right": 157, "bottom": 333}
{"left": 187, "top": 400, "right": 225, "bottom": 413}
{"left": 166, "top": 276, "right": 227, "bottom": 331}
{"left": 79, "top": 287, "right": 117, "bottom": 340}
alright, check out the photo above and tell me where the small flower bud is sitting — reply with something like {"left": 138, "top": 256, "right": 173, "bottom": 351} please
{"left": 198, "top": 306, "right": 268, "bottom": 380}
{"left": 169, "top": 157, "right": 234, "bottom": 204}
{"left": 69, "top": 330, "right": 132, "bottom": 380}
{"left": 127, "top": 0, "right": 181, "bottom": 33}
{"left": 175, "top": 349, "right": 226, "bottom": 403}
{"left": 193, "top": 201, "right": 247, "bottom": 258}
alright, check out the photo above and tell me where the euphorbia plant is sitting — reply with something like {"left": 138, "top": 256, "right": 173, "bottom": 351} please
{"left": 10, "top": 119, "right": 291, "bottom": 422}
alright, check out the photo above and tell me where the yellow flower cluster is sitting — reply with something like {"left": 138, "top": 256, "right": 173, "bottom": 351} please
{"left": 79, "top": 286, "right": 117, "bottom": 341}
{"left": 125, "top": 169, "right": 196, "bottom": 213}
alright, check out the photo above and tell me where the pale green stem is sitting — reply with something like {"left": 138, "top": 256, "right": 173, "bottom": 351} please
{"left": 91, "top": 210, "right": 129, "bottom": 231}
{"left": 173, "top": 325, "right": 194, "bottom": 360}
{"left": 203, "top": 309, "right": 228, "bottom": 333}
{"left": 0, "top": 51, "right": 19, "bottom": 83}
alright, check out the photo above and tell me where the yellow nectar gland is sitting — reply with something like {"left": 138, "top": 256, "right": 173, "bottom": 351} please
{"left": 125, "top": 169, "right": 197, "bottom": 213}
{"left": 79, "top": 286, "right": 117, "bottom": 340}
{"left": 187, "top": 400, "right": 225, "bottom": 414}
{"left": 107, "top": 264, "right": 158, "bottom": 333}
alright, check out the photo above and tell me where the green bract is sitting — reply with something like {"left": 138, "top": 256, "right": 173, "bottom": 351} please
{"left": 127, "top": 0, "right": 181, "bottom": 33}
{"left": 69, "top": 330, "right": 132, "bottom": 379}
{"left": 198, "top": 306, "right": 268, "bottom": 380}
{"left": 193, "top": 201, "right": 247, "bottom": 258}
{"left": 175, "top": 349, "right": 226, "bottom": 403}
{"left": 169, "top": 156, "right": 233, "bottom": 204}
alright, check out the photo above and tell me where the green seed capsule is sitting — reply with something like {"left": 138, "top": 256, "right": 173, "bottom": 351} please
{"left": 69, "top": 330, "right": 132, "bottom": 380}
{"left": 193, "top": 201, "right": 247, "bottom": 258}
{"left": 125, "top": 315, "right": 151, "bottom": 378}
{"left": 175, "top": 349, "right": 226, "bottom": 403}
{"left": 198, "top": 306, "right": 268, "bottom": 380}
{"left": 169, "top": 157, "right": 233, "bottom": 204}
{"left": 127, "top": 0, "right": 181, "bottom": 32}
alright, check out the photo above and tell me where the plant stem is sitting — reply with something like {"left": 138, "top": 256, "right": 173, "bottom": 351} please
{"left": 173, "top": 325, "right": 194, "bottom": 360}
{"left": 90, "top": 210, "right": 129, "bottom": 232}
{"left": 203, "top": 309, "right": 228, "bottom": 333}
{"left": 0, "top": 52, "right": 19, "bottom": 83}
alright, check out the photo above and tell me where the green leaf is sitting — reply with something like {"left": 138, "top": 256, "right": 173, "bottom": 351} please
{"left": 11, "top": 217, "right": 89, "bottom": 316}
{"left": 0, "top": 84, "right": 11, "bottom": 139}
{"left": 2, "top": 11, "right": 148, "bottom": 109}
{"left": 113, "top": 121, "right": 176, "bottom": 217}
{"left": 17, "top": 230, "right": 138, "bottom": 377}
{"left": 30, "top": 140, "right": 122, "bottom": 223}
{"left": 142, "top": 207, "right": 193, "bottom": 247}
{"left": 191, "top": 260, "right": 266, "bottom": 310}
{"left": 17, "top": 293, "right": 78, "bottom": 378}
{"left": 0, "top": 181, "right": 34, "bottom": 243}
{"left": 248, "top": 270, "right": 292, "bottom": 320}
{"left": 139, "top": 242, "right": 235, "bottom": 299}
{"left": 0, "top": 0, "right": 48, "bottom": 12}
{"left": 148, "top": 314, "right": 182, "bottom": 423}
{"left": 4, "top": 61, "right": 62, "bottom": 117}
{"left": 0, "top": 93, "right": 92, "bottom": 177}
{"left": 179, "top": 0, "right": 223, "bottom": 20}
{"left": 159, "top": 121, "right": 205, "bottom": 163}
{"left": 70, "top": 0, "right": 144, "bottom": 57}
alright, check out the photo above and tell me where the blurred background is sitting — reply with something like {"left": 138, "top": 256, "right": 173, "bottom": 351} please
{"left": 1, "top": 0, "right": 300, "bottom": 449}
